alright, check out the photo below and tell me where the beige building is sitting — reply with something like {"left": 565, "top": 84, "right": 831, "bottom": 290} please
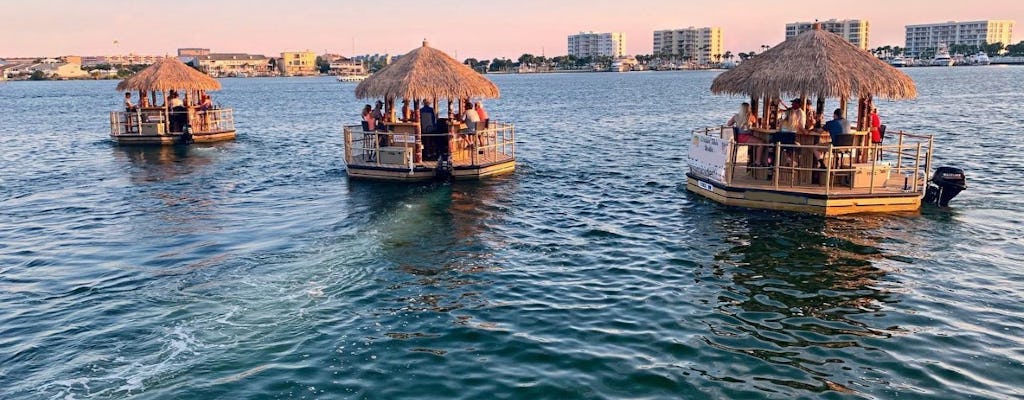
{"left": 653, "top": 27, "right": 724, "bottom": 64}
{"left": 568, "top": 32, "right": 627, "bottom": 59}
{"left": 197, "top": 53, "right": 271, "bottom": 77}
{"left": 279, "top": 51, "right": 318, "bottom": 76}
{"left": 178, "top": 48, "right": 210, "bottom": 57}
{"left": 905, "top": 20, "right": 1015, "bottom": 57}
{"left": 786, "top": 19, "right": 869, "bottom": 50}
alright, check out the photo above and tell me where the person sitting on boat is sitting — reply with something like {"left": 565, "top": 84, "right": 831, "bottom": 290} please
{"left": 726, "top": 102, "right": 765, "bottom": 166}
{"left": 474, "top": 101, "right": 489, "bottom": 128}
{"left": 772, "top": 99, "right": 805, "bottom": 166}
{"left": 198, "top": 94, "right": 213, "bottom": 111}
{"left": 823, "top": 108, "right": 851, "bottom": 142}
{"left": 460, "top": 99, "right": 480, "bottom": 134}
{"left": 361, "top": 104, "right": 376, "bottom": 131}
{"left": 813, "top": 108, "right": 852, "bottom": 170}
{"left": 419, "top": 100, "right": 437, "bottom": 134}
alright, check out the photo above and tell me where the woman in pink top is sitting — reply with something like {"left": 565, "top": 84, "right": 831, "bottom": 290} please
{"left": 474, "top": 101, "right": 489, "bottom": 126}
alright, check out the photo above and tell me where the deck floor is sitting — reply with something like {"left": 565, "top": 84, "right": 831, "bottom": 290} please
{"left": 726, "top": 165, "right": 921, "bottom": 197}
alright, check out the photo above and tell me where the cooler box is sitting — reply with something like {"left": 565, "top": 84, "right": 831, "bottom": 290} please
{"left": 140, "top": 122, "right": 165, "bottom": 135}
{"left": 379, "top": 146, "right": 411, "bottom": 165}
{"left": 853, "top": 162, "right": 891, "bottom": 188}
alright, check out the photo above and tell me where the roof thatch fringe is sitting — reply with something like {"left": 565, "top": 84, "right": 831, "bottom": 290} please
{"left": 116, "top": 57, "right": 221, "bottom": 92}
{"left": 355, "top": 41, "right": 499, "bottom": 100}
{"left": 711, "top": 27, "right": 916, "bottom": 100}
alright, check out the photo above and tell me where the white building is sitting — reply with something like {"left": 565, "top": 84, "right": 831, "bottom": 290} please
{"left": 904, "top": 20, "right": 1015, "bottom": 57}
{"left": 786, "top": 19, "right": 869, "bottom": 50}
{"left": 652, "top": 27, "right": 724, "bottom": 64}
{"left": 196, "top": 53, "right": 272, "bottom": 77}
{"left": 567, "top": 32, "right": 626, "bottom": 59}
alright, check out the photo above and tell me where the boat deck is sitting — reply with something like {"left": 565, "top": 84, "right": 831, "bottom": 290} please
{"left": 726, "top": 165, "right": 920, "bottom": 199}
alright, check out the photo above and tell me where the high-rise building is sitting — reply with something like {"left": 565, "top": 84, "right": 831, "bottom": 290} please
{"left": 652, "top": 27, "right": 724, "bottom": 64}
{"left": 904, "top": 20, "right": 1015, "bottom": 57}
{"left": 786, "top": 19, "right": 869, "bottom": 50}
{"left": 567, "top": 32, "right": 626, "bottom": 59}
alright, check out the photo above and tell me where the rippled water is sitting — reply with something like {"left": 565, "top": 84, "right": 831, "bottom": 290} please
{"left": 1, "top": 67, "right": 1023, "bottom": 399}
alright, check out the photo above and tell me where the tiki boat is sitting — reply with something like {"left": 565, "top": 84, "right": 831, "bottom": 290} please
{"left": 342, "top": 41, "right": 515, "bottom": 182}
{"left": 109, "top": 57, "right": 235, "bottom": 145}
{"left": 687, "top": 24, "right": 965, "bottom": 215}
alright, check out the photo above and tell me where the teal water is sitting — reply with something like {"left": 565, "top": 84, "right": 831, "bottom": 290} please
{"left": 1, "top": 68, "right": 1022, "bottom": 399}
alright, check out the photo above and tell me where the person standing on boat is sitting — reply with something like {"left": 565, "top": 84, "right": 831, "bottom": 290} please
{"left": 870, "top": 106, "right": 883, "bottom": 144}
{"left": 726, "top": 102, "right": 765, "bottom": 166}
{"left": 459, "top": 100, "right": 481, "bottom": 151}
{"left": 371, "top": 101, "right": 385, "bottom": 131}
{"left": 419, "top": 100, "right": 437, "bottom": 134}
{"left": 124, "top": 92, "right": 136, "bottom": 112}
{"left": 361, "top": 104, "right": 376, "bottom": 131}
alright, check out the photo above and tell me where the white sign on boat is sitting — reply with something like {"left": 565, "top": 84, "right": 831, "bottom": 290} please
{"left": 687, "top": 132, "right": 732, "bottom": 184}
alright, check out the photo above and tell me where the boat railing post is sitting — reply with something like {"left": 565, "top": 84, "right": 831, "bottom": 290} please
{"left": 924, "top": 134, "right": 934, "bottom": 193}
{"left": 511, "top": 124, "right": 515, "bottom": 158}
{"left": 773, "top": 142, "right": 781, "bottom": 190}
{"left": 896, "top": 131, "right": 905, "bottom": 171}
{"left": 825, "top": 144, "right": 833, "bottom": 196}
{"left": 343, "top": 126, "right": 353, "bottom": 165}
{"left": 913, "top": 142, "right": 922, "bottom": 193}
{"left": 728, "top": 140, "right": 736, "bottom": 184}
{"left": 869, "top": 154, "right": 877, "bottom": 194}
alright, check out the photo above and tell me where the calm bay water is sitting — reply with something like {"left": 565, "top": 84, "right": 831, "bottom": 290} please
{"left": 1, "top": 68, "right": 1023, "bottom": 399}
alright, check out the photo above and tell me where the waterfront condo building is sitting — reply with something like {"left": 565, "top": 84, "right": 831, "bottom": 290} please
{"left": 652, "top": 27, "right": 724, "bottom": 64}
{"left": 904, "top": 20, "right": 1015, "bottom": 57}
{"left": 196, "top": 53, "right": 271, "bottom": 77}
{"left": 567, "top": 32, "right": 626, "bottom": 59}
{"left": 786, "top": 19, "right": 869, "bottom": 50}
{"left": 279, "top": 51, "right": 318, "bottom": 76}
{"left": 177, "top": 48, "right": 211, "bottom": 57}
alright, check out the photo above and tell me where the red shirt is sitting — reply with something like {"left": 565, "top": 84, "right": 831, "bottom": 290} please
{"left": 870, "top": 113, "right": 882, "bottom": 142}
{"left": 475, "top": 105, "right": 489, "bottom": 121}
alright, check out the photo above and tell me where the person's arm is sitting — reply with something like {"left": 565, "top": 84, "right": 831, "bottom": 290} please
{"left": 726, "top": 115, "right": 736, "bottom": 127}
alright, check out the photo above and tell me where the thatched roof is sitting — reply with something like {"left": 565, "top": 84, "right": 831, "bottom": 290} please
{"left": 711, "top": 25, "right": 916, "bottom": 100}
{"left": 116, "top": 57, "right": 221, "bottom": 92}
{"left": 355, "top": 41, "right": 499, "bottom": 100}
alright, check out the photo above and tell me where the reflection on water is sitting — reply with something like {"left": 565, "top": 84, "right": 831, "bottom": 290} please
{"left": 702, "top": 213, "right": 898, "bottom": 395}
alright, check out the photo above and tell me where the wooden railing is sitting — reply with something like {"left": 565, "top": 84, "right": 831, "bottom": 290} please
{"left": 342, "top": 122, "right": 515, "bottom": 168}
{"left": 690, "top": 127, "right": 934, "bottom": 196}
{"left": 109, "top": 108, "right": 235, "bottom": 136}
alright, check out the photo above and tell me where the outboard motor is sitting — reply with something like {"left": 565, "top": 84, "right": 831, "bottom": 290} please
{"left": 180, "top": 124, "right": 194, "bottom": 145}
{"left": 923, "top": 167, "right": 966, "bottom": 207}
{"left": 434, "top": 153, "right": 453, "bottom": 182}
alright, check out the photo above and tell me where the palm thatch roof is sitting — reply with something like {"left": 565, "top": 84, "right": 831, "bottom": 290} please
{"left": 116, "top": 57, "right": 221, "bottom": 92}
{"left": 355, "top": 41, "right": 499, "bottom": 100}
{"left": 711, "top": 26, "right": 916, "bottom": 100}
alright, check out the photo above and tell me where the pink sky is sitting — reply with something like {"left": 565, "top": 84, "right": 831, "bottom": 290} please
{"left": 2, "top": 0, "right": 1020, "bottom": 59}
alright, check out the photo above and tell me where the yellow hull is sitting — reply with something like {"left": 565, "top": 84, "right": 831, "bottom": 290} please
{"left": 346, "top": 159, "right": 516, "bottom": 182}
{"left": 686, "top": 175, "right": 921, "bottom": 216}
{"left": 111, "top": 130, "right": 236, "bottom": 145}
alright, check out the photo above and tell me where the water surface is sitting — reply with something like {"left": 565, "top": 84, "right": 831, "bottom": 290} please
{"left": 1, "top": 67, "right": 1023, "bottom": 399}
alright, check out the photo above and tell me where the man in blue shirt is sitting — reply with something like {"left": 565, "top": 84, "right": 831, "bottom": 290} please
{"left": 823, "top": 108, "right": 851, "bottom": 142}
